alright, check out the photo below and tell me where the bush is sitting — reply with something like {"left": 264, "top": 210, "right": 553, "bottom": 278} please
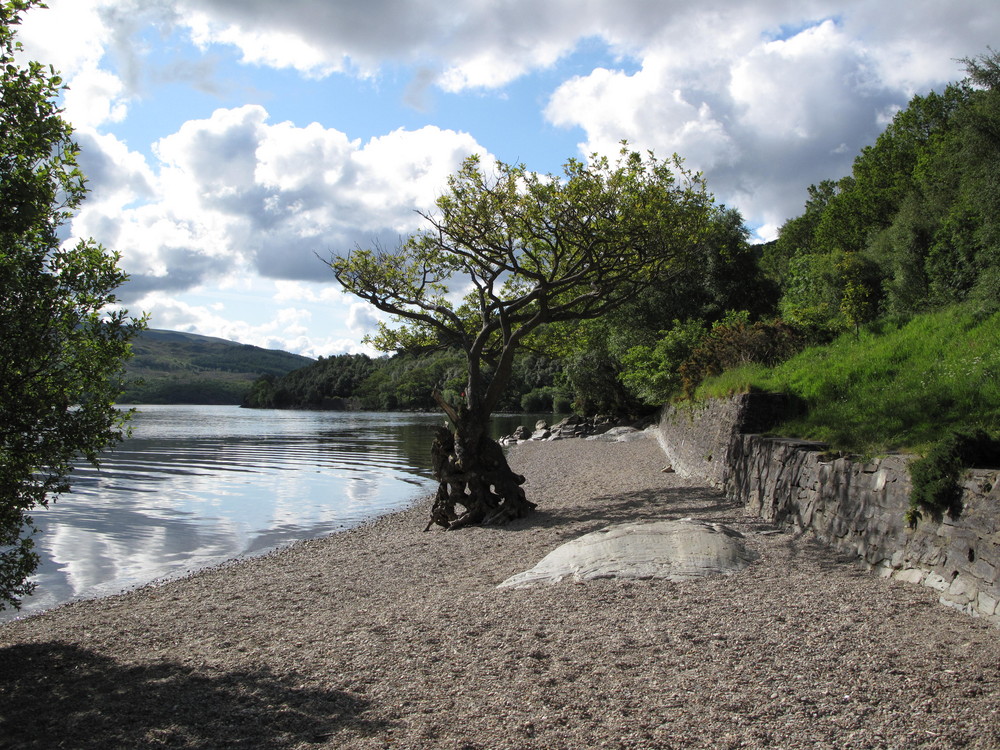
{"left": 520, "top": 388, "right": 553, "bottom": 412}
{"left": 619, "top": 319, "right": 706, "bottom": 404}
{"left": 552, "top": 394, "right": 574, "bottom": 414}
{"left": 907, "top": 429, "right": 1000, "bottom": 524}
{"left": 680, "top": 314, "right": 804, "bottom": 398}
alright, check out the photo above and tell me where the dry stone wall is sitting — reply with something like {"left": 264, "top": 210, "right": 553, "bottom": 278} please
{"left": 657, "top": 395, "right": 1000, "bottom": 626}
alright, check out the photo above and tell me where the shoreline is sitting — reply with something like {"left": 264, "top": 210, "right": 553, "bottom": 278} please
{"left": 2, "top": 436, "right": 999, "bottom": 749}
{"left": 0, "top": 489, "right": 438, "bottom": 627}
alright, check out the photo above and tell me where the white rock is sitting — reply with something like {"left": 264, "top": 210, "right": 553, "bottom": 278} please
{"left": 498, "top": 518, "right": 757, "bottom": 589}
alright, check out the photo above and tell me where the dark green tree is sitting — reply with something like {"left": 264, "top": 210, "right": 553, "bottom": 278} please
{"left": 0, "top": 0, "right": 145, "bottom": 609}
{"left": 332, "top": 149, "right": 714, "bottom": 529}
{"left": 551, "top": 204, "right": 777, "bottom": 410}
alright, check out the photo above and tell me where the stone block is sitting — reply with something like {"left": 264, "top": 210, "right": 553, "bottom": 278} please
{"left": 660, "top": 395, "right": 999, "bottom": 626}
{"left": 873, "top": 470, "right": 888, "bottom": 492}
{"left": 924, "top": 572, "right": 950, "bottom": 592}
{"left": 971, "top": 559, "right": 997, "bottom": 584}
{"left": 894, "top": 568, "right": 927, "bottom": 585}
{"left": 947, "top": 573, "right": 978, "bottom": 603}
{"left": 829, "top": 516, "right": 850, "bottom": 538}
{"left": 938, "top": 595, "right": 975, "bottom": 616}
{"left": 919, "top": 547, "right": 947, "bottom": 567}
{"left": 977, "top": 591, "right": 999, "bottom": 616}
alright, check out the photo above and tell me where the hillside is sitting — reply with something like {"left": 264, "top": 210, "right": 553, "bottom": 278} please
{"left": 698, "top": 304, "right": 1000, "bottom": 453}
{"left": 119, "top": 329, "right": 314, "bottom": 404}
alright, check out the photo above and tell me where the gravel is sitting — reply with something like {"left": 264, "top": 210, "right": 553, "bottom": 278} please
{"left": 1, "top": 435, "right": 998, "bottom": 749}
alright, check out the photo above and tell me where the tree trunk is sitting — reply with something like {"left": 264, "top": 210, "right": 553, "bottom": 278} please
{"left": 424, "top": 408, "right": 536, "bottom": 531}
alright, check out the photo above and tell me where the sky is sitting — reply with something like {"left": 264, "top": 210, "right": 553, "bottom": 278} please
{"left": 15, "top": 0, "right": 1000, "bottom": 358}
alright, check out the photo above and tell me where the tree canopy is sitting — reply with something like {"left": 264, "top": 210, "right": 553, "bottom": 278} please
{"left": 762, "top": 50, "right": 1000, "bottom": 333}
{"left": 333, "top": 149, "right": 713, "bottom": 416}
{"left": 0, "top": 0, "right": 144, "bottom": 609}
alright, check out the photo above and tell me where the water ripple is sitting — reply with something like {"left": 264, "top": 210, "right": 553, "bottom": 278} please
{"left": 2, "top": 406, "right": 543, "bottom": 622}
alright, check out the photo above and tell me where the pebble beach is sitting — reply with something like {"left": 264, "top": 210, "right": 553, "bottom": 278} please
{"left": 1, "top": 435, "right": 999, "bottom": 749}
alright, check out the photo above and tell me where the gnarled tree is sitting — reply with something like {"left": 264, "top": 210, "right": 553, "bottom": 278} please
{"left": 330, "top": 149, "right": 713, "bottom": 530}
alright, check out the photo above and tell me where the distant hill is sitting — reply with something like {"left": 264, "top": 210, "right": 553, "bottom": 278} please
{"left": 119, "top": 329, "right": 314, "bottom": 405}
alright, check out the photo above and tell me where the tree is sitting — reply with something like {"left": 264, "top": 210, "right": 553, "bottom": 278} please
{"left": 0, "top": 0, "right": 145, "bottom": 609}
{"left": 331, "top": 148, "right": 713, "bottom": 529}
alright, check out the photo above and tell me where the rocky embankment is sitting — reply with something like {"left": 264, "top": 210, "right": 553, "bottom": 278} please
{"left": 499, "top": 413, "right": 651, "bottom": 444}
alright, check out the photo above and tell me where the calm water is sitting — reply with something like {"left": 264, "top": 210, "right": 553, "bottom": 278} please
{"left": 3, "top": 405, "right": 541, "bottom": 622}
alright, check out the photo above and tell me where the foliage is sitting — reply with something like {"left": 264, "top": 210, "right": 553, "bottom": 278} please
{"left": 543, "top": 203, "right": 777, "bottom": 411}
{"left": 131, "top": 378, "right": 257, "bottom": 406}
{"left": 697, "top": 305, "right": 1000, "bottom": 454}
{"left": 500, "top": 354, "right": 568, "bottom": 413}
{"left": 907, "top": 429, "right": 999, "bottom": 524}
{"left": 767, "top": 57, "right": 1000, "bottom": 329}
{"left": 777, "top": 251, "right": 843, "bottom": 332}
{"left": 679, "top": 313, "right": 804, "bottom": 399}
{"left": 561, "top": 340, "right": 639, "bottom": 415}
{"left": 241, "top": 348, "right": 569, "bottom": 413}
{"left": 618, "top": 319, "right": 706, "bottom": 404}
{"left": 606, "top": 206, "right": 778, "bottom": 336}
{"left": 837, "top": 252, "right": 883, "bottom": 336}
{"left": 354, "top": 351, "right": 465, "bottom": 411}
{"left": 244, "top": 353, "right": 380, "bottom": 409}
{"left": 0, "top": 0, "right": 144, "bottom": 609}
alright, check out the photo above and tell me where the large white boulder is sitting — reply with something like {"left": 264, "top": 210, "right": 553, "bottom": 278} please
{"left": 498, "top": 518, "right": 756, "bottom": 589}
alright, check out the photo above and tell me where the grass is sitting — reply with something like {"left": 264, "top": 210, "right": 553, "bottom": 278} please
{"left": 695, "top": 305, "right": 1000, "bottom": 454}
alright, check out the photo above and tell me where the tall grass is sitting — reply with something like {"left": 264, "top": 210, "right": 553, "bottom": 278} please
{"left": 696, "top": 305, "right": 1000, "bottom": 453}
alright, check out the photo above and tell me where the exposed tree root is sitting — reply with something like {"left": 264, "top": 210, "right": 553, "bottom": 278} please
{"left": 424, "top": 423, "right": 535, "bottom": 531}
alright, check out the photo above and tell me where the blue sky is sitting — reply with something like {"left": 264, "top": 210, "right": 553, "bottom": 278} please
{"left": 16, "top": 0, "right": 1000, "bottom": 358}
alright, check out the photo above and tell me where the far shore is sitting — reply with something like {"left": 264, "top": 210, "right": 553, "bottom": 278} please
{"left": 2, "top": 435, "right": 998, "bottom": 749}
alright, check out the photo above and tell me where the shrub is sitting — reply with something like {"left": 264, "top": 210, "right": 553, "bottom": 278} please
{"left": 680, "top": 314, "right": 804, "bottom": 398}
{"left": 907, "top": 429, "right": 1000, "bottom": 524}
{"left": 552, "top": 394, "right": 573, "bottom": 414}
{"left": 619, "top": 319, "right": 706, "bottom": 404}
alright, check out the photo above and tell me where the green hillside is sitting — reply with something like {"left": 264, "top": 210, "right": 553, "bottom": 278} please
{"left": 119, "top": 329, "right": 314, "bottom": 404}
{"left": 699, "top": 304, "right": 1000, "bottom": 454}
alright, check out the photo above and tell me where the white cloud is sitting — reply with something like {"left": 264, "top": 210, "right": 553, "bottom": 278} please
{"left": 146, "top": 0, "right": 996, "bottom": 230}
{"left": 174, "top": 0, "right": 596, "bottom": 88}
{"left": 133, "top": 291, "right": 348, "bottom": 356}
{"left": 546, "top": 62, "right": 738, "bottom": 171}
{"left": 17, "top": 0, "right": 133, "bottom": 129}
{"left": 183, "top": 9, "right": 344, "bottom": 79}
{"left": 272, "top": 280, "right": 348, "bottom": 305}
{"left": 69, "top": 104, "right": 489, "bottom": 301}
{"left": 543, "top": 12, "right": 956, "bottom": 231}
{"left": 347, "top": 303, "right": 379, "bottom": 333}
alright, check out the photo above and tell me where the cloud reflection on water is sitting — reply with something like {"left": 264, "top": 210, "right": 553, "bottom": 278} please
{"left": 4, "top": 406, "right": 449, "bottom": 621}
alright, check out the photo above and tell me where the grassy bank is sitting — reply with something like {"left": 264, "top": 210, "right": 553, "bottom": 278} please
{"left": 697, "top": 305, "right": 1000, "bottom": 454}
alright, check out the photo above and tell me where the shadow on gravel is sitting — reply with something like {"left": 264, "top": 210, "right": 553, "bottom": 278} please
{"left": 777, "top": 532, "right": 871, "bottom": 576}
{"left": 504, "top": 486, "right": 744, "bottom": 537}
{"left": 0, "top": 641, "right": 392, "bottom": 749}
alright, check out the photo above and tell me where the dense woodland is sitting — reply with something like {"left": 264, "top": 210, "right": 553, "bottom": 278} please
{"left": 245, "top": 52, "right": 1000, "bottom": 446}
